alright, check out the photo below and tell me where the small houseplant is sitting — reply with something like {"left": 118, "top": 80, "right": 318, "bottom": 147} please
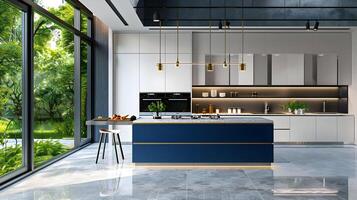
{"left": 284, "top": 101, "right": 309, "bottom": 115}
{"left": 148, "top": 101, "right": 166, "bottom": 119}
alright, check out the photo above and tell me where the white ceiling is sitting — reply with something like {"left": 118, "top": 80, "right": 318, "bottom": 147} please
{"left": 80, "top": 0, "right": 145, "bottom": 32}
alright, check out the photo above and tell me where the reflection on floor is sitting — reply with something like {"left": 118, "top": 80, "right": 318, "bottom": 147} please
{"left": 1, "top": 144, "right": 357, "bottom": 200}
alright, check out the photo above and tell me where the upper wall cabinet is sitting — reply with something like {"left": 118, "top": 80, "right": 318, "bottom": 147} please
{"left": 230, "top": 54, "right": 254, "bottom": 85}
{"left": 317, "top": 54, "right": 338, "bottom": 85}
{"left": 114, "top": 34, "right": 139, "bottom": 53}
{"left": 166, "top": 54, "right": 192, "bottom": 92}
{"left": 272, "top": 54, "right": 304, "bottom": 85}
{"left": 139, "top": 54, "right": 166, "bottom": 92}
{"left": 165, "top": 33, "right": 192, "bottom": 54}
{"left": 205, "top": 55, "right": 230, "bottom": 85}
{"left": 140, "top": 33, "right": 166, "bottom": 54}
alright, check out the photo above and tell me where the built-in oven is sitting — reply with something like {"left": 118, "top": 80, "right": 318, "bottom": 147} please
{"left": 140, "top": 93, "right": 191, "bottom": 115}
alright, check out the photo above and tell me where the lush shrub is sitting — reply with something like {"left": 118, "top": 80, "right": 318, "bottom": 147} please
{"left": 0, "top": 140, "right": 70, "bottom": 176}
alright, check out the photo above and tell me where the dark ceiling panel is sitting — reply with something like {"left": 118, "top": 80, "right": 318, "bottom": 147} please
{"left": 136, "top": 0, "right": 357, "bottom": 27}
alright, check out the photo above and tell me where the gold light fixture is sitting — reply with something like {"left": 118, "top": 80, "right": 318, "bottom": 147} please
{"left": 157, "top": 20, "right": 163, "bottom": 71}
{"left": 175, "top": 20, "right": 180, "bottom": 67}
{"left": 240, "top": 1, "right": 246, "bottom": 72}
{"left": 207, "top": 20, "right": 214, "bottom": 72}
{"left": 223, "top": 20, "right": 228, "bottom": 68}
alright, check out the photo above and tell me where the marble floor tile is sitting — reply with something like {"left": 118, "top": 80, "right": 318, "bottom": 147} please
{"left": 1, "top": 144, "right": 357, "bottom": 200}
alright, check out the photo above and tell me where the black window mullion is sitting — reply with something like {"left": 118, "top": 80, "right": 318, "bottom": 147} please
{"left": 74, "top": 8, "right": 81, "bottom": 147}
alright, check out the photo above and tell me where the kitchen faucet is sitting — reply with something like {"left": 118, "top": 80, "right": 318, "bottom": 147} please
{"left": 264, "top": 102, "right": 270, "bottom": 114}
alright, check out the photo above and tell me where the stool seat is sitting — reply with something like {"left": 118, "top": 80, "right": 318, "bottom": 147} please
{"left": 96, "top": 128, "right": 125, "bottom": 164}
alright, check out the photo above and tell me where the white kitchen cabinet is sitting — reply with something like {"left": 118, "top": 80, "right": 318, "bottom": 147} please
{"left": 229, "top": 54, "right": 254, "bottom": 85}
{"left": 337, "top": 116, "right": 355, "bottom": 144}
{"left": 114, "top": 54, "right": 140, "bottom": 115}
{"left": 272, "top": 54, "right": 304, "bottom": 85}
{"left": 139, "top": 33, "right": 165, "bottom": 54}
{"left": 316, "top": 116, "right": 337, "bottom": 142}
{"left": 114, "top": 33, "right": 139, "bottom": 53}
{"left": 290, "top": 116, "right": 316, "bottom": 142}
{"left": 114, "top": 54, "right": 140, "bottom": 142}
{"left": 317, "top": 54, "right": 338, "bottom": 85}
{"left": 274, "top": 130, "right": 290, "bottom": 142}
{"left": 139, "top": 54, "right": 166, "bottom": 92}
{"left": 165, "top": 33, "right": 192, "bottom": 54}
{"left": 165, "top": 54, "right": 192, "bottom": 92}
{"left": 264, "top": 116, "right": 290, "bottom": 130}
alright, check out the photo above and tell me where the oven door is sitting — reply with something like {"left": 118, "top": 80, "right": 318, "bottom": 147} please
{"left": 139, "top": 93, "right": 165, "bottom": 114}
{"left": 165, "top": 93, "right": 191, "bottom": 113}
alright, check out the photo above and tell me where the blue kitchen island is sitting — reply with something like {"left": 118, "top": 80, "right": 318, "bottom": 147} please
{"left": 132, "top": 117, "right": 274, "bottom": 164}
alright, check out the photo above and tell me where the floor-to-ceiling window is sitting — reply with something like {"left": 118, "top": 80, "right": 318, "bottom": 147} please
{"left": 0, "top": 0, "right": 25, "bottom": 178}
{"left": 0, "top": 0, "right": 93, "bottom": 185}
{"left": 33, "top": 11, "right": 75, "bottom": 167}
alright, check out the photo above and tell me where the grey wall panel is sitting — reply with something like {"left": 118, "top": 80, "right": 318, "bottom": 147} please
{"left": 93, "top": 17, "right": 109, "bottom": 142}
{"left": 254, "top": 54, "right": 269, "bottom": 85}
{"left": 304, "top": 54, "right": 317, "bottom": 85}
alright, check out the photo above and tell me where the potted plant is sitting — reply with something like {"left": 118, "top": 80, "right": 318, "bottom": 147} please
{"left": 284, "top": 101, "right": 309, "bottom": 115}
{"left": 148, "top": 101, "right": 166, "bottom": 119}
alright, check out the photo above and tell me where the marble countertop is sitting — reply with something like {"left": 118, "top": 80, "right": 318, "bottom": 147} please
{"left": 133, "top": 117, "right": 273, "bottom": 124}
{"left": 196, "top": 113, "right": 353, "bottom": 116}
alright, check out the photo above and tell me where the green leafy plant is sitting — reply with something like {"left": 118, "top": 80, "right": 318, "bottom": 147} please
{"left": 0, "top": 140, "right": 70, "bottom": 176}
{"left": 283, "top": 101, "right": 309, "bottom": 112}
{"left": 148, "top": 101, "right": 166, "bottom": 113}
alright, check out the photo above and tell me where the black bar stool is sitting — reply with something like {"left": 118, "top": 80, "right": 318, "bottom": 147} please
{"left": 96, "top": 128, "right": 125, "bottom": 164}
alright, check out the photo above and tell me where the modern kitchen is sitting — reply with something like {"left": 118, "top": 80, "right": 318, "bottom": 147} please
{"left": 2, "top": 0, "right": 357, "bottom": 199}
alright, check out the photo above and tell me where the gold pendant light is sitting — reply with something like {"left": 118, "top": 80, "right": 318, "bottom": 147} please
{"left": 223, "top": 20, "right": 228, "bottom": 68}
{"left": 175, "top": 20, "right": 180, "bottom": 67}
{"left": 157, "top": 20, "right": 163, "bottom": 71}
{"left": 240, "top": 1, "right": 246, "bottom": 72}
{"left": 207, "top": 20, "right": 214, "bottom": 72}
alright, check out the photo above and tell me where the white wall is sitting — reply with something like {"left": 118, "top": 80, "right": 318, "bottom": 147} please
{"left": 351, "top": 30, "right": 357, "bottom": 144}
{"left": 193, "top": 32, "right": 352, "bottom": 85}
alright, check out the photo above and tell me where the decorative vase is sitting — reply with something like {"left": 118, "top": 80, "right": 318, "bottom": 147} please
{"left": 153, "top": 112, "right": 162, "bottom": 119}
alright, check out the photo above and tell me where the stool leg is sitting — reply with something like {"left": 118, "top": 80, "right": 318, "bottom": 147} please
{"left": 102, "top": 133, "right": 108, "bottom": 159}
{"left": 96, "top": 133, "right": 104, "bottom": 164}
{"left": 112, "top": 133, "right": 119, "bottom": 164}
{"left": 117, "top": 133, "right": 125, "bottom": 160}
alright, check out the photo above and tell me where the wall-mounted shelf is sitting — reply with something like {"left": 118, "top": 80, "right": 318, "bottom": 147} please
{"left": 191, "top": 85, "right": 348, "bottom": 114}
{"left": 192, "top": 97, "right": 339, "bottom": 101}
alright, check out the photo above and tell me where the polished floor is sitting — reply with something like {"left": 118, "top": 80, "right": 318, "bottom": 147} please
{"left": 1, "top": 144, "right": 357, "bottom": 200}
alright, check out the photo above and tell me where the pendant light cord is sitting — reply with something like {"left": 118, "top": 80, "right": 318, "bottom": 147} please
{"left": 224, "top": 21, "right": 226, "bottom": 63}
{"left": 209, "top": 0, "right": 212, "bottom": 64}
{"left": 159, "top": 20, "right": 162, "bottom": 63}
{"left": 241, "top": 0, "right": 244, "bottom": 65}
{"left": 177, "top": 20, "right": 179, "bottom": 63}
{"left": 209, "top": 21, "right": 212, "bottom": 64}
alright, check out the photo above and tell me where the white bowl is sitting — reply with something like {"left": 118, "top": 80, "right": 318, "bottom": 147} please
{"left": 202, "top": 92, "right": 209, "bottom": 98}
{"left": 219, "top": 92, "right": 226, "bottom": 97}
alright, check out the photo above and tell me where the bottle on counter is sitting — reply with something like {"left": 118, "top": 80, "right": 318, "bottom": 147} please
{"left": 208, "top": 104, "right": 214, "bottom": 113}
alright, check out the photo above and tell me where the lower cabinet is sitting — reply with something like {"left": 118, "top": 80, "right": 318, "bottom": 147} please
{"left": 316, "top": 117, "right": 337, "bottom": 142}
{"left": 290, "top": 116, "right": 316, "bottom": 142}
{"left": 337, "top": 116, "right": 355, "bottom": 144}
{"left": 274, "top": 130, "right": 290, "bottom": 142}
{"left": 271, "top": 115, "right": 354, "bottom": 144}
